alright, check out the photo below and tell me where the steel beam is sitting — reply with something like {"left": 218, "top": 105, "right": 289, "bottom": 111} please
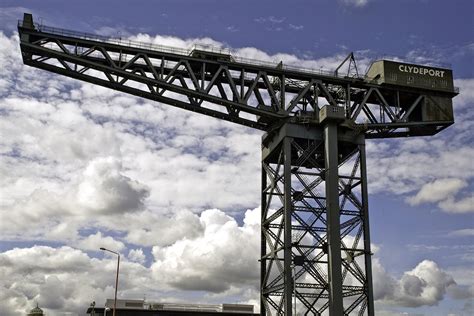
{"left": 283, "top": 138, "right": 293, "bottom": 315}
{"left": 360, "top": 141, "right": 374, "bottom": 316}
{"left": 324, "top": 122, "right": 344, "bottom": 315}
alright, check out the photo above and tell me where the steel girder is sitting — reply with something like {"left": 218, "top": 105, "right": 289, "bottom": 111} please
{"left": 18, "top": 22, "right": 455, "bottom": 138}
{"left": 261, "top": 123, "right": 373, "bottom": 315}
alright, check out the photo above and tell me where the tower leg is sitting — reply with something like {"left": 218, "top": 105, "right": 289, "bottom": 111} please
{"left": 261, "top": 123, "right": 373, "bottom": 315}
{"left": 324, "top": 122, "right": 344, "bottom": 315}
{"left": 283, "top": 138, "right": 293, "bottom": 316}
{"left": 261, "top": 158, "right": 268, "bottom": 316}
{"left": 360, "top": 142, "right": 375, "bottom": 316}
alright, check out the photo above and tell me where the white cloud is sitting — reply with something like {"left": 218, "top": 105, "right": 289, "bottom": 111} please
{"left": 128, "top": 248, "right": 146, "bottom": 264}
{"left": 341, "top": 0, "right": 371, "bottom": 8}
{"left": 405, "top": 178, "right": 473, "bottom": 214}
{"left": 0, "top": 156, "right": 151, "bottom": 239}
{"left": 374, "top": 259, "right": 456, "bottom": 307}
{"left": 226, "top": 25, "right": 238, "bottom": 33}
{"left": 123, "top": 210, "right": 203, "bottom": 247}
{"left": 289, "top": 24, "right": 304, "bottom": 31}
{"left": 75, "top": 232, "right": 126, "bottom": 253}
{"left": 254, "top": 16, "right": 286, "bottom": 24}
{"left": 407, "top": 178, "right": 467, "bottom": 205}
{"left": 439, "top": 195, "right": 474, "bottom": 214}
{"left": 372, "top": 258, "right": 397, "bottom": 301}
{"left": 0, "top": 216, "right": 466, "bottom": 315}
{"left": 0, "top": 246, "right": 149, "bottom": 316}
{"left": 0, "top": 6, "right": 33, "bottom": 33}
{"left": 150, "top": 208, "right": 260, "bottom": 293}
{"left": 448, "top": 228, "right": 474, "bottom": 237}
{"left": 75, "top": 157, "right": 149, "bottom": 214}
{"left": 453, "top": 79, "right": 474, "bottom": 110}
{"left": 367, "top": 138, "right": 474, "bottom": 214}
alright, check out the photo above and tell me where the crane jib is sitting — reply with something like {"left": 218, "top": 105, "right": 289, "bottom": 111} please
{"left": 18, "top": 14, "right": 457, "bottom": 139}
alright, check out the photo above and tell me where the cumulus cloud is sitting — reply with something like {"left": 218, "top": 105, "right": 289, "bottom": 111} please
{"left": 128, "top": 248, "right": 146, "bottom": 264}
{"left": 372, "top": 258, "right": 397, "bottom": 301}
{"left": 454, "top": 79, "right": 474, "bottom": 110}
{"left": 407, "top": 178, "right": 467, "bottom": 205}
{"left": 0, "top": 210, "right": 466, "bottom": 315}
{"left": 0, "top": 246, "right": 91, "bottom": 273}
{"left": 374, "top": 259, "right": 456, "bottom": 307}
{"left": 75, "top": 232, "right": 126, "bottom": 252}
{"left": 0, "top": 209, "right": 262, "bottom": 314}
{"left": 0, "top": 246, "right": 149, "bottom": 316}
{"left": 151, "top": 208, "right": 260, "bottom": 293}
{"left": 367, "top": 139, "right": 474, "bottom": 213}
{"left": 123, "top": 210, "right": 203, "bottom": 247}
{"left": 405, "top": 178, "right": 474, "bottom": 214}
{"left": 0, "top": 156, "right": 150, "bottom": 239}
{"left": 397, "top": 261, "right": 454, "bottom": 307}
{"left": 0, "top": 244, "right": 461, "bottom": 315}
{"left": 75, "top": 157, "right": 149, "bottom": 214}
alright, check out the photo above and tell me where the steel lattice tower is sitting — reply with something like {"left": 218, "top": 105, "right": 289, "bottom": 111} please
{"left": 18, "top": 13, "right": 458, "bottom": 315}
{"left": 261, "top": 123, "right": 373, "bottom": 315}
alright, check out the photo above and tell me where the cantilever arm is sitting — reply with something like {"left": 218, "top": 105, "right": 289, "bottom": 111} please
{"left": 18, "top": 14, "right": 457, "bottom": 138}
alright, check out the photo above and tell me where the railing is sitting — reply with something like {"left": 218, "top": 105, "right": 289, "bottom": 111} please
{"left": 370, "top": 54, "right": 452, "bottom": 69}
{"left": 190, "top": 43, "right": 231, "bottom": 56}
{"left": 19, "top": 20, "right": 354, "bottom": 80}
{"left": 148, "top": 302, "right": 222, "bottom": 312}
{"left": 233, "top": 55, "right": 339, "bottom": 78}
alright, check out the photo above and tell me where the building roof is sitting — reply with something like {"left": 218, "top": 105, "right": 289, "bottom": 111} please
{"left": 88, "top": 299, "right": 258, "bottom": 315}
{"left": 28, "top": 303, "right": 44, "bottom": 315}
{"left": 86, "top": 307, "right": 259, "bottom": 316}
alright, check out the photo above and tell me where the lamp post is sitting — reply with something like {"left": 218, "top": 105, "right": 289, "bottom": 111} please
{"left": 100, "top": 247, "right": 120, "bottom": 316}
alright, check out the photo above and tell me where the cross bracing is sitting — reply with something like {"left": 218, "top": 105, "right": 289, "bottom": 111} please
{"left": 261, "top": 124, "right": 373, "bottom": 315}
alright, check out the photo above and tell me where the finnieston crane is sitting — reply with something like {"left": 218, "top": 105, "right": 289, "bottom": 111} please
{"left": 18, "top": 13, "right": 458, "bottom": 316}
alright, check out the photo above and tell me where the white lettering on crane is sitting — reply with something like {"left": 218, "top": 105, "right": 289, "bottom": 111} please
{"left": 398, "top": 64, "right": 445, "bottom": 78}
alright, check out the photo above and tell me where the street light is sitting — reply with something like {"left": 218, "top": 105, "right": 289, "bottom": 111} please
{"left": 100, "top": 247, "right": 120, "bottom": 316}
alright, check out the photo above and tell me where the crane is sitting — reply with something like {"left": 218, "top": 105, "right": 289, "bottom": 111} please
{"left": 18, "top": 13, "right": 458, "bottom": 316}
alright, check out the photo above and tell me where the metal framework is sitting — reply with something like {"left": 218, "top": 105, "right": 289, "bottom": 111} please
{"left": 261, "top": 124, "right": 372, "bottom": 315}
{"left": 18, "top": 15, "right": 457, "bottom": 315}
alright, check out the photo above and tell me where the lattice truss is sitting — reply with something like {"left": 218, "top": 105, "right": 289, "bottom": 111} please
{"left": 19, "top": 25, "right": 451, "bottom": 137}
{"left": 261, "top": 135, "right": 371, "bottom": 315}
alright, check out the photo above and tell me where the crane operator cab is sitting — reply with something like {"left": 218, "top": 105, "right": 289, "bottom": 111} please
{"left": 365, "top": 59, "right": 457, "bottom": 135}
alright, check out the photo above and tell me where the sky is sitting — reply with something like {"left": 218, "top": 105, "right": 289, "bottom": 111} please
{"left": 0, "top": 0, "right": 473, "bottom": 315}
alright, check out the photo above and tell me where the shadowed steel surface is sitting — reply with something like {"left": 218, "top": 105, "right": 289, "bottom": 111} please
{"left": 18, "top": 14, "right": 457, "bottom": 315}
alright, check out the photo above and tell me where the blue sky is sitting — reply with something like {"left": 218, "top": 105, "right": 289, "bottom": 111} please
{"left": 0, "top": 1, "right": 473, "bottom": 315}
